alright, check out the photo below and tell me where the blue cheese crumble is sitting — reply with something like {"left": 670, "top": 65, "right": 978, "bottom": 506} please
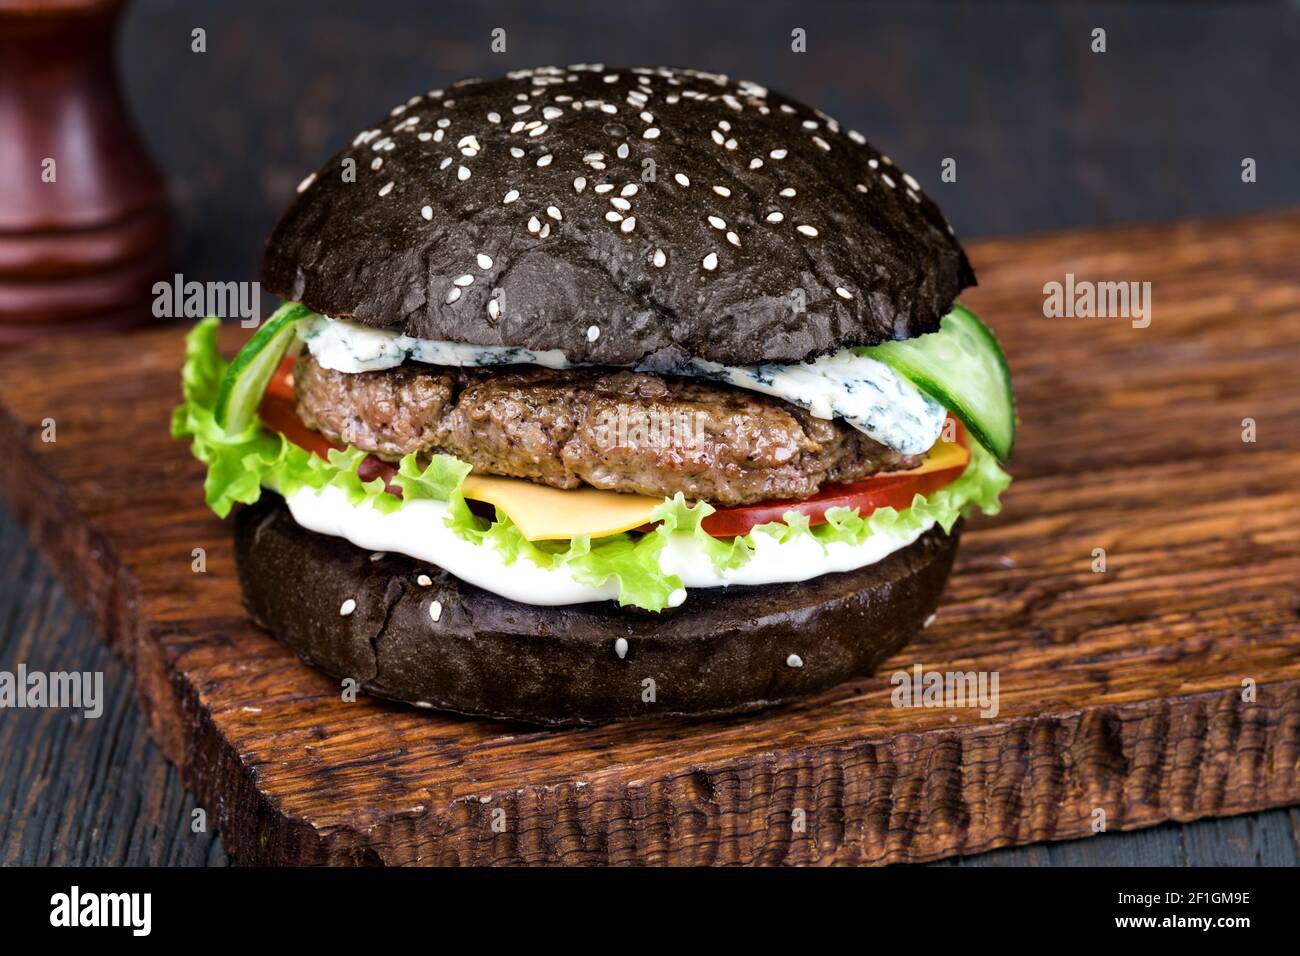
{"left": 297, "top": 315, "right": 946, "bottom": 455}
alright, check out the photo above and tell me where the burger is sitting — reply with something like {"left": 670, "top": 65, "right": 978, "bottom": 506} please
{"left": 173, "top": 65, "right": 1014, "bottom": 724}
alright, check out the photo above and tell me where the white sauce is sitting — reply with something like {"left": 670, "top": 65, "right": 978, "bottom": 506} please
{"left": 297, "top": 315, "right": 945, "bottom": 455}
{"left": 286, "top": 485, "right": 935, "bottom": 608}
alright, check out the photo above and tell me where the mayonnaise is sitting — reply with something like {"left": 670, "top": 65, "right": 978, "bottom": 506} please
{"left": 286, "top": 484, "right": 935, "bottom": 608}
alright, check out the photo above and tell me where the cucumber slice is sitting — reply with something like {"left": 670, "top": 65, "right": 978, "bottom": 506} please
{"left": 860, "top": 304, "right": 1016, "bottom": 461}
{"left": 213, "top": 303, "right": 311, "bottom": 433}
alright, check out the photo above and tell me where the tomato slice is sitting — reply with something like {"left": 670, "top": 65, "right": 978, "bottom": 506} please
{"left": 261, "top": 357, "right": 968, "bottom": 538}
{"left": 698, "top": 419, "right": 969, "bottom": 538}
{"left": 260, "top": 357, "right": 401, "bottom": 492}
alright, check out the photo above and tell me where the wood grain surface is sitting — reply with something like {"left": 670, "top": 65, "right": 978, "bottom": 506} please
{"left": 1, "top": 209, "right": 1298, "bottom": 865}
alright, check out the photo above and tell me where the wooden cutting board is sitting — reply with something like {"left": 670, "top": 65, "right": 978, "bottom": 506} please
{"left": 2, "top": 210, "right": 1298, "bottom": 866}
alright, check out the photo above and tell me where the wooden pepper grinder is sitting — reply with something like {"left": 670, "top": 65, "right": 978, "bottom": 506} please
{"left": 0, "top": 0, "right": 172, "bottom": 346}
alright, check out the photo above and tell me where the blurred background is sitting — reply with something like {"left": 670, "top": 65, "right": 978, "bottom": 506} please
{"left": 3, "top": 0, "right": 1300, "bottom": 865}
{"left": 118, "top": 0, "right": 1300, "bottom": 286}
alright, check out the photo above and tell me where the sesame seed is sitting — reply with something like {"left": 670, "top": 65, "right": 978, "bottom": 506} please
{"left": 421, "top": 205, "right": 433, "bottom": 220}
{"left": 640, "top": 110, "right": 654, "bottom": 123}
{"left": 766, "top": 211, "right": 784, "bottom": 223}
{"left": 616, "top": 143, "right": 629, "bottom": 158}
{"left": 512, "top": 104, "right": 530, "bottom": 115}
{"left": 594, "top": 183, "right": 614, "bottom": 193}
{"left": 881, "top": 173, "right": 896, "bottom": 188}
{"left": 339, "top": 598, "right": 356, "bottom": 616}
{"left": 296, "top": 172, "right": 316, "bottom": 193}
{"left": 813, "top": 136, "right": 830, "bottom": 151}
{"left": 614, "top": 637, "right": 629, "bottom": 659}
{"left": 605, "top": 211, "right": 622, "bottom": 222}
{"left": 621, "top": 183, "right": 638, "bottom": 197}
{"left": 433, "top": 129, "right": 445, "bottom": 143}
{"left": 370, "top": 157, "right": 383, "bottom": 171}
{"left": 712, "top": 185, "right": 731, "bottom": 197}
{"left": 726, "top": 231, "right": 740, "bottom": 246}
{"left": 510, "top": 147, "right": 525, "bottom": 158}
{"left": 780, "top": 187, "right": 796, "bottom": 198}
{"left": 749, "top": 158, "right": 763, "bottom": 170}
{"left": 537, "top": 153, "right": 553, "bottom": 167}
{"left": 503, "top": 189, "right": 520, "bottom": 203}
{"left": 416, "top": 574, "right": 432, "bottom": 587}
{"left": 856, "top": 183, "right": 869, "bottom": 193}
{"left": 836, "top": 287, "right": 853, "bottom": 300}
{"left": 487, "top": 297, "right": 501, "bottom": 319}
{"left": 529, "top": 124, "right": 549, "bottom": 137}
{"left": 802, "top": 120, "right": 818, "bottom": 130}
{"left": 439, "top": 157, "right": 452, "bottom": 170}
{"left": 547, "top": 205, "right": 562, "bottom": 220}
{"left": 674, "top": 173, "right": 690, "bottom": 187}
{"left": 621, "top": 216, "right": 636, "bottom": 233}
{"left": 711, "top": 130, "right": 725, "bottom": 145}
{"left": 868, "top": 158, "right": 879, "bottom": 169}
{"left": 539, "top": 222, "right": 551, "bottom": 239}
{"left": 643, "top": 127, "right": 660, "bottom": 139}
{"left": 477, "top": 253, "right": 493, "bottom": 269}
{"left": 457, "top": 165, "right": 471, "bottom": 181}
{"left": 487, "top": 111, "right": 501, "bottom": 123}
{"left": 543, "top": 106, "right": 563, "bottom": 120}
{"left": 587, "top": 324, "right": 601, "bottom": 342}
{"left": 724, "top": 138, "right": 737, "bottom": 150}
{"left": 796, "top": 224, "right": 818, "bottom": 237}
{"left": 848, "top": 130, "right": 866, "bottom": 144}
{"left": 445, "top": 287, "right": 461, "bottom": 303}
{"left": 903, "top": 172, "right": 920, "bottom": 190}
{"left": 573, "top": 176, "right": 587, "bottom": 192}
{"left": 610, "top": 197, "right": 631, "bottom": 211}
{"left": 769, "top": 148, "right": 787, "bottom": 160}
{"left": 786, "top": 653, "right": 803, "bottom": 668}
{"left": 652, "top": 248, "right": 666, "bottom": 268}
{"left": 418, "top": 132, "right": 432, "bottom": 141}
{"left": 882, "top": 155, "right": 893, "bottom": 165}
{"left": 527, "top": 216, "right": 541, "bottom": 233}
{"left": 429, "top": 600, "right": 442, "bottom": 623}
{"left": 378, "top": 182, "right": 394, "bottom": 197}
{"left": 702, "top": 252, "right": 718, "bottom": 270}
{"left": 454, "top": 274, "right": 474, "bottom": 287}
{"left": 708, "top": 215, "right": 726, "bottom": 229}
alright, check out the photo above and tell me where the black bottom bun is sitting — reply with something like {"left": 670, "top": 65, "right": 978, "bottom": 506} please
{"left": 234, "top": 496, "right": 961, "bottom": 725}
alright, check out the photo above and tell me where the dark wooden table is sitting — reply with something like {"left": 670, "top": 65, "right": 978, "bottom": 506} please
{"left": 3, "top": 0, "right": 1300, "bottom": 866}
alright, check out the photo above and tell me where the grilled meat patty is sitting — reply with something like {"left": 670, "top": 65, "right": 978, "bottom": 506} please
{"left": 293, "top": 354, "right": 920, "bottom": 505}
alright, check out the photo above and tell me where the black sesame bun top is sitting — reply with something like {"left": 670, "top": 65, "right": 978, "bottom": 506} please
{"left": 261, "top": 65, "right": 974, "bottom": 367}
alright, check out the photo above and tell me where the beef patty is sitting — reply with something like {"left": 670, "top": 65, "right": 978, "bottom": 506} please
{"left": 292, "top": 354, "right": 919, "bottom": 505}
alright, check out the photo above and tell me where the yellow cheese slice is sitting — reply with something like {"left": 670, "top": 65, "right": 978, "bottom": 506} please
{"left": 894, "top": 436, "right": 970, "bottom": 476}
{"left": 459, "top": 435, "right": 967, "bottom": 542}
{"left": 461, "top": 473, "right": 661, "bottom": 541}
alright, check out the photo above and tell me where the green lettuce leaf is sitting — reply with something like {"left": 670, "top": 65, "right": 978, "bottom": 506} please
{"left": 173, "top": 316, "right": 450, "bottom": 519}
{"left": 174, "top": 315, "right": 1013, "bottom": 612}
